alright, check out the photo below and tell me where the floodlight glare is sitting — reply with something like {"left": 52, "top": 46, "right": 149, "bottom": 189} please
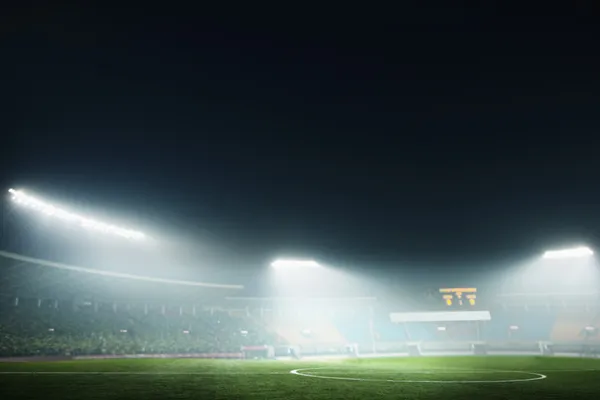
{"left": 7, "top": 188, "right": 146, "bottom": 241}
{"left": 270, "top": 259, "right": 321, "bottom": 269}
{"left": 542, "top": 246, "right": 594, "bottom": 259}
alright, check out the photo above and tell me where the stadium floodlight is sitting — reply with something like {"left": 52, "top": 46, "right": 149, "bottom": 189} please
{"left": 8, "top": 188, "right": 146, "bottom": 241}
{"left": 542, "top": 246, "right": 594, "bottom": 260}
{"left": 270, "top": 259, "right": 321, "bottom": 269}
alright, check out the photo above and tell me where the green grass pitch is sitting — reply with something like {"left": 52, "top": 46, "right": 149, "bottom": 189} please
{"left": 1, "top": 356, "right": 599, "bottom": 400}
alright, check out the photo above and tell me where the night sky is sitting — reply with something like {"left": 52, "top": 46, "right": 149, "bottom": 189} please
{"left": 3, "top": 5, "right": 600, "bottom": 280}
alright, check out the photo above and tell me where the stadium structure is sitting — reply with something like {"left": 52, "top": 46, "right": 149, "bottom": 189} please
{"left": 1, "top": 188, "right": 599, "bottom": 360}
{"left": 2, "top": 188, "right": 600, "bottom": 400}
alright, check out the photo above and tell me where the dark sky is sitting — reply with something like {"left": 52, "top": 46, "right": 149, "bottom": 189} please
{"left": 3, "top": 5, "right": 600, "bottom": 279}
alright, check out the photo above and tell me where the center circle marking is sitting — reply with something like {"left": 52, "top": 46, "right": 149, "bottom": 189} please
{"left": 289, "top": 367, "right": 547, "bottom": 383}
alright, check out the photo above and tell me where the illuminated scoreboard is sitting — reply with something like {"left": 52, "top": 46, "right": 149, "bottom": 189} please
{"left": 439, "top": 287, "right": 477, "bottom": 307}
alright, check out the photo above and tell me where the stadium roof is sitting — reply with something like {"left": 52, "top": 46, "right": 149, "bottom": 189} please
{"left": 0, "top": 251, "right": 244, "bottom": 302}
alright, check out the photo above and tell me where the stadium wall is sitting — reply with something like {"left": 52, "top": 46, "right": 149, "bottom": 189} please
{"left": 74, "top": 353, "right": 244, "bottom": 360}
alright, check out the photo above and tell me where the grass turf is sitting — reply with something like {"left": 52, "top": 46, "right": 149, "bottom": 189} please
{"left": 1, "top": 356, "right": 599, "bottom": 400}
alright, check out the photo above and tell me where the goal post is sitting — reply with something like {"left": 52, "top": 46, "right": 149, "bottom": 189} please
{"left": 390, "top": 310, "right": 492, "bottom": 356}
{"left": 407, "top": 342, "right": 422, "bottom": 356}
{"left": 538, "top": 341, "right": 554, "bottom": 356}
{"left": 345, "top": 343, "right": 359, "bottom": 357}
{"left": 241, "top": 345, "right": 275, "bottom": 359}
{"left": 471, "top": 342, "right": 488, "bottom": 355}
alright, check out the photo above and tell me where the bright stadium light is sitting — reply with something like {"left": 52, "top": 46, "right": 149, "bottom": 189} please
{"left": 542, "top": 246, "right": 594, "bottom": 260}
{"left": 270, "top": 259, "right": 322, "bottom": 269}
{"left": 8, "top": 188, "right": 146, "bottom": 241}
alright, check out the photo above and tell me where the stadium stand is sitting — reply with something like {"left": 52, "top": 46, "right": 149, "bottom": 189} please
{"left": 0, "top": 296, "right": 272, "bottom": 357}
{"left": 0, "top": 251, "right": 271, "bottom": 357}
{"left": 2, "top": 249, "right": 600, "bottom": 358}
{"left": 551, "top": 311, "right": 599, "bottom": 342}
{"left": 269, "top": 315, "right": 347, "bottom": 346}
{"left": 333, "top": 314, "right": 372, "bottom": 344}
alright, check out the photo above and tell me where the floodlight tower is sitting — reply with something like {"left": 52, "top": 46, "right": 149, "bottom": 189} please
{"left": 7, "top": 188, "right": 146, "bottom": 241}
{"left": 269, "top": 258, "right": 324, "bottom": 297}
{"left": 270, "top": 259, "right": 322, "bottom": 269}
{"left": 542, "top": 246, "right": 594, "bottom": 260}
{"left": 541, "top": 245, "right": 598, "bottom": 304}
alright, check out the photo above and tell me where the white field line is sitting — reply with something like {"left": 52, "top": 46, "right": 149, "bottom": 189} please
{"left": 0, "top": 371, "right": 289, "bottom": 375}
{"left": 289, "top": 367, "right": 547, "bottom": 384}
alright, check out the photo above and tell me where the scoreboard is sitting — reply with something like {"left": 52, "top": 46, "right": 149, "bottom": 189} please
{"left": 439, "top": 287, "right": 477, "bottom": 307}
